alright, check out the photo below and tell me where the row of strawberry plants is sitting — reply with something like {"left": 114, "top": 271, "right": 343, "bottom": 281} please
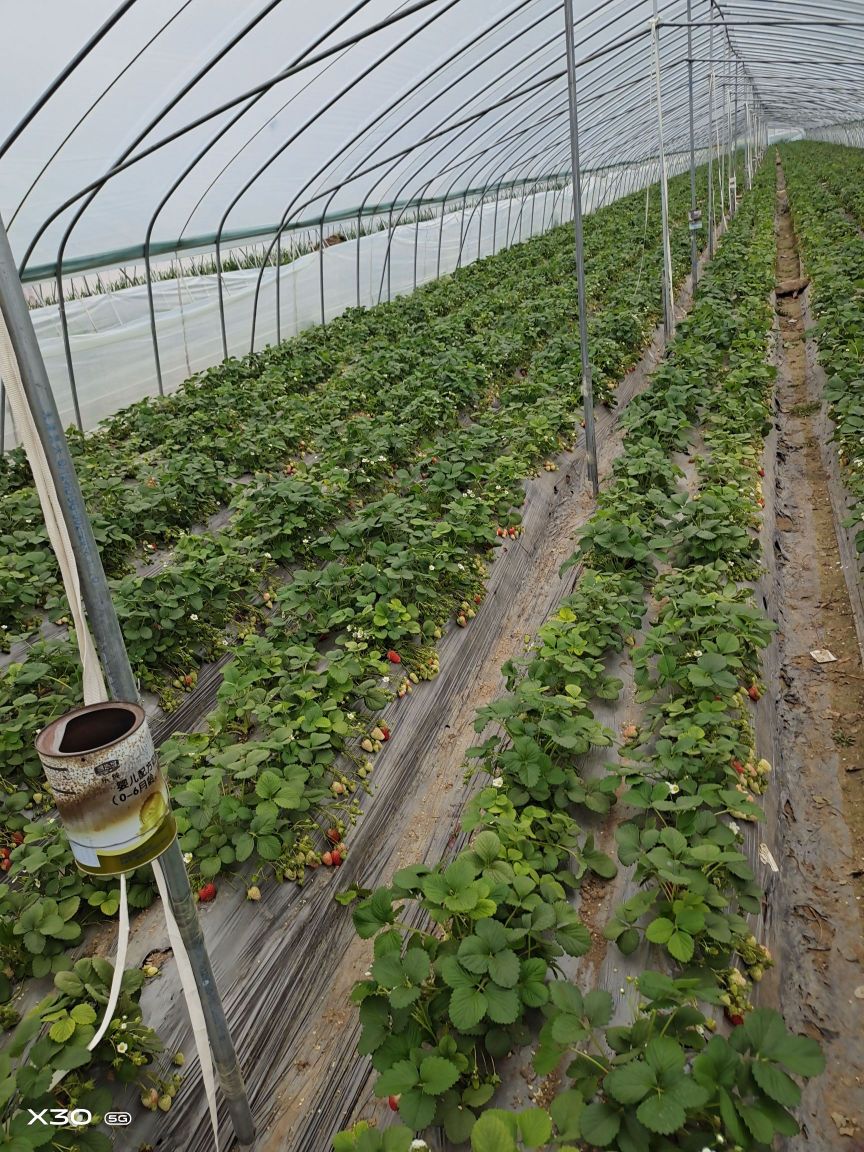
{"left": 336, "top": 161, "right": 823, "bottom": 1152}
{"left": 0, "top": 167, "right": 702, "bottom": 776}
{"left": 0, "top": 959, "right": 182, "bottom": 1152}
{"left": 0, "top": 172, "right": 707, "bottom": 985}
{"left": 778, "top": 140, "right": 864, "bottom": 559}
{"left": 0, "top": 169, "right": 711, "bottom": 645}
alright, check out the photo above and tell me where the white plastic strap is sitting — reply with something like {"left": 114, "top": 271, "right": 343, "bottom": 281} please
{"left": 87, "top": 872, "right": 129, "bottom": 1051}
{"left": 0, "top": 314, "right": 105, "bottom": 705}
{"left": 152, "top": 858, "right": 219, "bottom": 1152}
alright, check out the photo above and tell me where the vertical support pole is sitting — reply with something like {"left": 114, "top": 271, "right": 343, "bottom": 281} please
{"left": 728, "top": 61, "right": 733, "bottom": 213}
{"left": 355, "top": 209, "right": 364, "bottom": 309}
{"left": 386, "top": 205, "right": 395, "bottom": 301}
{"left": 686, "top": 0, "right": 698, "bottom": 292}
{"left": 318, "top": 221, "right": 326, "bottom": 327}
{"left": 0, "top": 214, "right": 256, "bottom": 1151}
{"left": 651, "top": 4, "right": 675, "bottom": 343}
{"left": 436, "top": 195, "right": 448, "bottom": 280}
{"left": 564, "top": 0, "right": 599, "bottom": 498}
{"left": 732, "top": 58, "right": 740, "bottom": 214}
{"left": 216, "top": 236, "right": 229, "bottom": 360}
{"left": 707, "top": 0, "right": 715, "bottom": 257}
{"left": 277, "top": 232, "right": 284, "bottom": 344}
{"left": 54, "top": 273, "right": 83, "bottom": 433}
{"left": 413, "top": 197, "right": 424, "bottom": 290}
{"left": 456, "top": 191, "right": 469, "bottom": 269}
{"left": 745, "top": 101, "right": 753, "bottom": 189}
{"left": 0, "top": 381, "right": 6, "bottom": 456}
{"left": 143, "top": 249, "right": 165, "bottom": 399}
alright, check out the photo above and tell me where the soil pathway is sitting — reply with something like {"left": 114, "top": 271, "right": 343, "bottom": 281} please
{"left": 770, "top": 157, "right": 864, "bottom": 1149}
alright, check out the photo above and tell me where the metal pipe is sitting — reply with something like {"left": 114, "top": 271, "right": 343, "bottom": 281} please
{"left": 707, "top": 0, "right": 715, "bottom": 257}
{"left": 651, "top": 5, "right": 675, "bottom": 343}
{"left": 564, "top": 0, "right": 598, "bottom": 499}
{"left": 0, "top": 213, "right": 255, "bottom": 1150}
{"left": 319, "top": 220, "right": 326, "bottom": 328}
{"left": 733, "top": 58, "right": 740, "bottom": 213}
{"left": 277, "top": 231, "right": 283, "bottom": 344}
{"left": 687, "top": 0, "right": 698, "bottom": 292}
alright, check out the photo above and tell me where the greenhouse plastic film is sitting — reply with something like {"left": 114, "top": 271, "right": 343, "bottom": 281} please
{"left": 5, "top": 157, "right": 694, "bottom": 446}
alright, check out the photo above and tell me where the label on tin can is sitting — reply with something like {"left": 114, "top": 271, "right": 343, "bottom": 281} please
{"left": 35, "top": 703, "right": 176, "bottom": 876}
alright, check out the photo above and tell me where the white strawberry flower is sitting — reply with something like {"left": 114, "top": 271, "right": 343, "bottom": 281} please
{"left": 667, "top": 783, "right": 680, "bottom": 795}
{"left": 117, "top": 1042, "right": 128, "bottom": 1054}
{"left": 491, "top": 776, "right": 504, "bottom": 788}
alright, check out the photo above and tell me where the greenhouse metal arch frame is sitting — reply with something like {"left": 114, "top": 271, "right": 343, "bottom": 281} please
{"left": 8, "top": 2, "right": 864, "bottom": 1149}
{"left": 0, "top": 0, "right": 778, "bottom": 453}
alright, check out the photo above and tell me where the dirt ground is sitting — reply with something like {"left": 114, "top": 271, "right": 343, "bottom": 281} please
{"left": 770, "top": 159, "right": 864, "bottom": 1148}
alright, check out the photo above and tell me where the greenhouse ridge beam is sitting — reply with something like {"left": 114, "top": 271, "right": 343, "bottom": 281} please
{"left": 24, "top": 158, "right": 710, "bottom": 286}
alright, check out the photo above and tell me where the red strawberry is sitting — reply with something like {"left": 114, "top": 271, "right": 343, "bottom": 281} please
{"left": 758, "top": 467, "right": 765, "bottom": 477}
{"left": 747, "top": 685, "right": 761, "bottom": 702}
{"left": 331, "top": 850, "right": 343, "bottom": 867}
{"left": 197, "top": 883, "right": 217, "bottom": 903}
{"left": 729, "top": 1012, "right": 745, "bottom": 1027}
{"left": 0, "top": 849, "right": 8, "bottom": 859}
{"left": 379, "top": 725, "right": 390, "bottom": 741}
{"left": 388, "top": 1096, "right": 400, "bottom": 1112}
{"left": 11, "top": 832, "right": 23, "bottom": 846}
{"left": 326, "top": 828, "right": 341, "bottom": 844}
{"left": 386, "top": 650, "right": 402, "bottom": 664}
{"left": 731, "top": 759, "right": 745, "bottom": 775}
{"left": 0, "top": 859, "right": 10, "bottom": 872}
{"left": 474, "top": 595, "right": 482, "bottom": 605}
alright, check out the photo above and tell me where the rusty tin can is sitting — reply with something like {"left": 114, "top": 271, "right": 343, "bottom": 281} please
{"left": 35, "top": 702, "right": 176, "bottom": 875}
